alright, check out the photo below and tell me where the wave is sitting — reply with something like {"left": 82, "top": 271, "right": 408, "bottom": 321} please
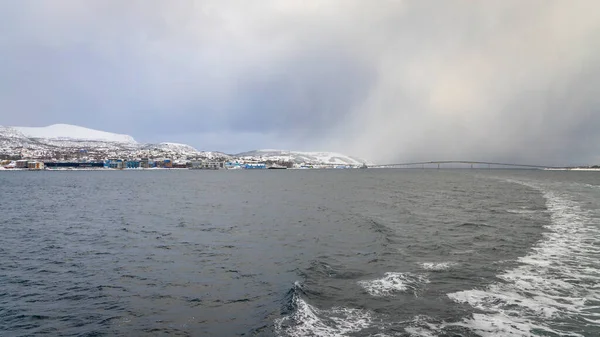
{"left": 573, "top": 182, "right": 600, "bottom": 190}
{"left": 456, "top": 222, "right": 493, "bottom": 228}
{"left": 402, "top": 315, "right": 445, "bottom": 337}
{"left": 419, "top": 262, "right": 457, "bottom": 272}
{"left": 275, "top": 281, "right": 376, "bottom": 337}
{"left": 450, "top": 249, "right": 475, "bottom": 255}
{"left": 505, "top": 209, "right": 539, "bottom": 214}
{"left": 358, "top": 272, "right": 429, "bottom": 297}
{"left": 447, "top": 180, "right": 600, "bottom": 336}
{"left": 303, "top": 260, "right": 365, "bottom": 280}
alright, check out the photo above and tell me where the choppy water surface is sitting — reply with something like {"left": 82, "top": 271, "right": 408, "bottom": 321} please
{"left": 1, "top": 169, "right": 600, "bottom": 336}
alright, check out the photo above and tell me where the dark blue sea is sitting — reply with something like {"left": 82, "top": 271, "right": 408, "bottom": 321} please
{"left": 1, "top": 169, "right": 600, "bottom": 336}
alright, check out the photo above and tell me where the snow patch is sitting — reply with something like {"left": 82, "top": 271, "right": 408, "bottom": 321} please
{"left": 14, "top": 124, "right": 136, "bottom": 143}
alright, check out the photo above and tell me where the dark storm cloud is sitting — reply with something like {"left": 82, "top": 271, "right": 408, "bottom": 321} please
{"left": 1, "top": 0, "right": 600, "bottom": 164}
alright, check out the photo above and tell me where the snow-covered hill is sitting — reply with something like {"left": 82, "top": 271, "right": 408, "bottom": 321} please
{"left": 15, "top": 124, "right": 136, "bottom": 143}
{"left": 0, "top": 126, "right": 46, "bottom": 157}
{"left": 138, "top": 142, "right": 231, "bottom": 160}
{"left": 142, "top": 142, "right": 199, "bottom": 154}
{"left": 236, "top": 149, "right": 371, "bottom": 166}
{"left": 1, "top": 125, "right": 365, "bottom": 165}
{"left": 0, "top": 126, "right": 29, "bottom": 140}
{"left": 0, "top": 124, "right": 213, "bottom": 160}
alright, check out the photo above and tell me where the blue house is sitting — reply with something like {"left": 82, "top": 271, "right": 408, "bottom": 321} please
{"left": 105, "top": 159, "right": 124, "bottom": 169}
{"left": 244, "top": 163, "right": 266, "bottom": 169}
{"left": 225, "top": 162, "right": 243, "bottom": 169}
{"left": 126, "top": 161, "right": 140, "bottom": 169}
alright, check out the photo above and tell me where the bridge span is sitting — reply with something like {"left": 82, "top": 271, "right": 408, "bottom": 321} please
{"left": 369, "top": 160, "right": 562, "bottom": 169}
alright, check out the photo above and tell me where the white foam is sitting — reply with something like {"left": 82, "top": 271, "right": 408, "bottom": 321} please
{"left": 450, "top": 249, "right": 475, "bottom": 255}
{"left": 275, "top": 295, "right": 374, "bottom": 337}
{"left": 448, "top": 180, "right": 600, "bottom": 336}
{"left": 403, "top": 327, "right": 435, "bottom": 337}
{"left": 582, "top": 183, "right": 600, "bottom": 189}
{"left": 506, "top": 209, "right": 539, "bottom": 214}
{"left": 447, "top": 312, "right": 582, "bottom": 337}
{"left": 358, "top": 272, "right": 429, "bottom": 297}
{"left": 419, "top": 262, "right": 457, "bottom": 271}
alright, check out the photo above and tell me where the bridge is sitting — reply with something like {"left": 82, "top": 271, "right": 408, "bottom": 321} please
{"left": 368, "top": 160, "right": 563, "bottom": 169}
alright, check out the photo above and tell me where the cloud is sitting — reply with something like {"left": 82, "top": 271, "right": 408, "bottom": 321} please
{"left": 1, "top": 0, "right": 600, "bottom": 164}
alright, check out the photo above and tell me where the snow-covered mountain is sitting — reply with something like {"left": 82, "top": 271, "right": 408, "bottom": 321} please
{"left": 1, "top": 124, "right": 367, "bottom": 166}
{"left": 0, "top": 124, "right": 224, "bottom": 160}
{"left": 236, "top": 149, "right": 371, "bottom": 166}
{"left": 15, "top": 124, "right": 136, "bottom": 143}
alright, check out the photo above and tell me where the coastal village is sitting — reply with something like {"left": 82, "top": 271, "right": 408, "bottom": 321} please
{"left": 0, "top": 125, "right": 370, "bottom": 171}
{"left": 0, "top": 158, "right": 365, "bottom": 171}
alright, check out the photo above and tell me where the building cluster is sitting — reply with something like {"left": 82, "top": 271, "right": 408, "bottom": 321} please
{"left": 0, "top": 158, "right": 274, "bottom": 170}
{"left": 103, "top": 159, "right": 227, "bottom": 170}
{"left": 1, "top": 158, "right": 365, "bottom": 171}
{"left": 1, "top": 159, "right": 45, "bottom": 170}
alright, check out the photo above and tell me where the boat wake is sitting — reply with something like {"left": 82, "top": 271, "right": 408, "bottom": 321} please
{"left": 358, "top": 272, "right": 429, "bottom": 297}
{"left": 419, "top": 262, "right": 457, "bottom": 272}
{"left": 276, "top": 178, "right": 600, "bottom": 336}
{"left": 275, "top": 281, "right": 377, "bottom": 337}
{"left": 275, "top": 272, "right": 435, "bottom": 336}
{"left": 447, "top": 180, "right": 600, "bottom": 336}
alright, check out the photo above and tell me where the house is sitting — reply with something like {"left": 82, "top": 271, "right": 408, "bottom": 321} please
{"left": 190, "top": 160, "right": 225, "bottom": 170}
{"left": 105, "top": 159, "right": 124, "bottom": 169}
{"left": 154, "top": 159, "right": 173, "bottom": 168}
{"left": 27, "top": 161, "right": 45, "bottom": 170}
{"left": 16, "top": 160, "right": 29, "bottom": 169}
{"left": 173, "top": 161, "right": 188, "bottom": 169}
{"left": 126, "top": 161, "right": 140, "bottom": 169}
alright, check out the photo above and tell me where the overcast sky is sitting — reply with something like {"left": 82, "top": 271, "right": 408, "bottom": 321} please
{"left": 1, "top": 0, "right": 600, "bottom": 164}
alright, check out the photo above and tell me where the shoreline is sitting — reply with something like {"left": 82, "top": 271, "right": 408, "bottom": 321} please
{"left": 544, "top": 168, "right": 600, "bottom": 171}
{"left": 1, "top": 167, "right": 599, "bottom": 172}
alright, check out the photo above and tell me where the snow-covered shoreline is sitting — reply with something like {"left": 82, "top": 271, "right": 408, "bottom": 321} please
{"left": 544, "top": 168, "right": 600, "bottom": 171}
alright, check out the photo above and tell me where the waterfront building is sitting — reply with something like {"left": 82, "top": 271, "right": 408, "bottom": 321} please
{"left": 244, "top": 163, "right": 266, "bottom": 169}
{"left": 126, "top": 161, "right": 140, "bottom": 169}
{"left": 27, "top": 161, "right": 44, "bottom": 170}
{"left": 190, "top": 161, "right": 225, "bottom": 170}
{"left": 16, "top": 160, "right": 29, "bottom": 169}
{"left": 105, "top": 159, "right": 124, "bottom": 169}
